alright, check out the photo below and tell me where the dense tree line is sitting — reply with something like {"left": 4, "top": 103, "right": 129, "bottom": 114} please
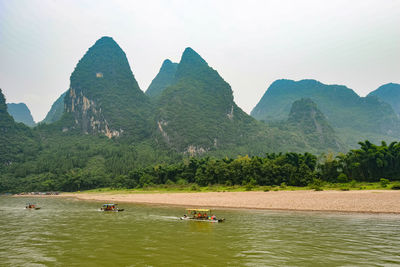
{"left": 1, "top": 140, "right": 399, "bottom": 193}
{"left": 319, "top": 141, "right": 400, "bottom": 182}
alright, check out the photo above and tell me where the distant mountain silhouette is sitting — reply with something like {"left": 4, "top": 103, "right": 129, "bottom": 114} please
{"left": 287, "top": 98, "right": 344, "bottom": 151}
{"left": 251, "top": 79, "right": 400, "bottom": 145}
{"left": 7, "top": 103, "right": 35, "bottom": 127}
{"left": 368, "top": 83, "right": 400, "bottom": 116}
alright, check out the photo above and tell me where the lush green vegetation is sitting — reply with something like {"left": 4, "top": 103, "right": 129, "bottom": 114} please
{"left": 2, "top": 140, "right": 400, "bottom": 193}
{"left": 319, "top": 140, "right": 400, "bottom": 183}
{"left": 0, "top": 89, "right": 39, "bottom": 172}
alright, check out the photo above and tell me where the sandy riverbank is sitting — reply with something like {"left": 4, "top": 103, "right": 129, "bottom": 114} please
{"left": 23, "top": 190, "right": 400, "bottom": 214}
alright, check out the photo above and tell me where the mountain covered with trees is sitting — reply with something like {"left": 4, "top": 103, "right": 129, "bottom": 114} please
{"left": 153, "top": 48, "right": 317, "bottom": 155}
{"left": 146, "top": 59, "right": 178, "bottom": 98}
{"left": 62, "top": 36, "right": 152, "bottom": 140}
{"left": 155, "top": 47, "right": 260, "bottom": 154}
{"left": 41, "top": 92, "right": 66, "bottom": 124}
{"left": 6, "top": 103, "right": 36, "bottom": 127}
{"left": 251, "top": 79, "right": 400, "bottom": 146}
{"left": 368, "top": 83, "right": 400, "bottom": 116}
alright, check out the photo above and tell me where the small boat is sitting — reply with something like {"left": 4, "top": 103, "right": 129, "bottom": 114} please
{"left": 25, "top": 203, "right": 41, "bottom": 210}
{"left": 100, "top": 204, "right": 124, "bottom": 212}
{"left": 180, "top": 208, "right": 225, "bottom": 223}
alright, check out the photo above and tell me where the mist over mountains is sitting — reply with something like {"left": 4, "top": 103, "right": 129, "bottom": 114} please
{"left": 368, "top": 83, "right": 400, "bottom": 116}
{"left": 251, "top": 79, "right": 400, "bottom": 146}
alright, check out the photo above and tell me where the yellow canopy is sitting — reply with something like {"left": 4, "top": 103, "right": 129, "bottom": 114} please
{"left": 186, "top": 209, "right": 210, "bottom": 212}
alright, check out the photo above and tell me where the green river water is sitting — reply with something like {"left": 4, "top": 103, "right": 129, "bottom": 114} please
{"left": 1, "top": 196, "right": 399, "bottom": 266}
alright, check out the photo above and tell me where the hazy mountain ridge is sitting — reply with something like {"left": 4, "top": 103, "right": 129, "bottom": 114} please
{"left": 251, "top": 79, "right": 400, "bottom": 146}
{"left": 368, "top": 83, "right": 400, "bottom": 116}
{"left": 6, "top": 103, "right": 36, "bottom": 127}
{"left": 286, "top": 98, "right": 345, "bottom": 151}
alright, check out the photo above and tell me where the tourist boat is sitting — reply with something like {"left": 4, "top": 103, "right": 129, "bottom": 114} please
{"left": 100, "top": 204, "right": 124, "bottom": 212}
{"left": 25, "top": 203, "right": 41, "bottom": 210}
{"left": 180, "top": 208, "right": 225, "bottom": 222}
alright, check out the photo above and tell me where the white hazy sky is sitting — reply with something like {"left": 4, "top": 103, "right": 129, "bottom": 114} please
{"left": 1, "top": 0, "right": 399, "bottom": 122}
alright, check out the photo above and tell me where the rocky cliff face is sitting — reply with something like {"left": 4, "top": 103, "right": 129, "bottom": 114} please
{"left": 63, "top": 37, "right": 152, "bottom": 140}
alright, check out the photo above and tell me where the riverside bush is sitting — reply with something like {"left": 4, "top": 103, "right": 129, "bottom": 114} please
{"left": 380, "top": 178, "right": 389, "bottom": 188}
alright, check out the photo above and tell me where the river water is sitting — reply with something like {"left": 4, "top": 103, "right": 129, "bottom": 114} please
{"left": 1, "top": 196, "right": 399, "bottom": 266}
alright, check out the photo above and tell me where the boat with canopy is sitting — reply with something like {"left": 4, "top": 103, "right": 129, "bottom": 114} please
{"left": 100, "top": 204, "right": 124, "bottom": 212}
{"left": 180, "top": 208, "right": 225, "bottom": 222}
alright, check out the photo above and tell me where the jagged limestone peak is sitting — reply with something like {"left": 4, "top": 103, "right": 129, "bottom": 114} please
{"left": 63, "top": 37, "right": 151, "bottom": 140}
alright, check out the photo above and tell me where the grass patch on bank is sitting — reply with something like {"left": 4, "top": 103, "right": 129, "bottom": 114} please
{"left": 76, "top": 181, "right": 400, "bottom": 194}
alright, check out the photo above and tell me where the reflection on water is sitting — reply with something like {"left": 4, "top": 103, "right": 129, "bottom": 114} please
{"left": 1, "top": 196, "right": 400, "bottom": 266}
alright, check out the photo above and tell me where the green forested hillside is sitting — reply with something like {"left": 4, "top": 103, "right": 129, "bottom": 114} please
{"left": 251, "top": 79, "right": 400, "bottom": 145}
{"left": 146, "top": 59, "right": 178, "bottom": 98}
{"left": 0, "top": 128, "right": 181, "bottom": 192}
{"left": 41, "top": 92, "right": 66, "bottom": 124}
{"left": 7, "top": 103, "right": 36, "bottom": 127}
{"left": 154, "top": 48, "right": 314, "bottom": 155}
{"left": 368, "top": 83, "right": 400, "bottom": 116}
{"left": 3, "top": 138, "right": 400, "bottom": 192}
